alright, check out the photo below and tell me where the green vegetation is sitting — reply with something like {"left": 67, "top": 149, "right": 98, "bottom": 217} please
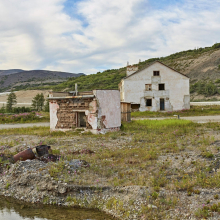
{"left": 5, "top": 182, "right": 10, "bottom": 189}
{"left": 6, "top": 91, "right": 17, "bottom": 112}
{"left": 17, "top": 42, "right": 218, "bottom": 93}
{"left": 195, "top": 202, "right": 220, "bottom": 218}
{"left": 0, "top": 112, "right": 49, "bottom": 124}
{"left": 0, "top": 125, "right": 87, "bottom": 135}
{"left": 52, "top": 67, "right": 127, "bottom": 91}
{"left": 190, "top": 80, "right": 219, "bottom": 96}
{"left": 0, "top": 43, "right": 219, "bottom": 96}
{"left": 0, "top": 81, "right": 61, "bottom": 92}
{"left": 31, "top": 93, "right": 45, "bottom": 111}
{"left": 159, "top": 42, "right": 220, "bottom": 61}
{"left": 44, "top": 95, "right": 49, "bottom": 112}
{"left": 0, "top": 106, "right": 32, "bottom": 114}
{"left": 2, "top": 118, "right": 220, "bottom": 218}
{"left": 48, "top": 160, "right": 65, "bottom": 179}
{"left": 131, "top": 105, "right": 220, "bottom": 118}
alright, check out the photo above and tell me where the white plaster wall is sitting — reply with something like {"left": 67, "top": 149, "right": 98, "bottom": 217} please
{"left": 121, "top": 62, "right": 190, "bottom": 111}
{"left": 119, "top": 81, "right": 125, "bottom": 101}
{"left": 127, "top": 66, "right": 138, "bottom": 76}
{"left": 49, "top": 101, "right": 59, "bottom": 130}
{"left": 87, "top": 100, "right": 98, "bottom": 130}
{"left": 94, "top": 90, "right": 121, "bottom": 129}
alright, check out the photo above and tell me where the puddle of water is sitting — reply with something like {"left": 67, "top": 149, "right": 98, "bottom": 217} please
{"left": 0, "top": 196, "right": 115, "bottom": 220}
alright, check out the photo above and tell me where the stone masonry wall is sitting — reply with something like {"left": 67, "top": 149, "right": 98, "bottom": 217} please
{"left": 55, "top": 98, "right": 93, "bottom": 129}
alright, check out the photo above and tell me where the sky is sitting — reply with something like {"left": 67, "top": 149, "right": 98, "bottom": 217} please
{"left": 0, "top": 0, "right": 220, "bottom": 74}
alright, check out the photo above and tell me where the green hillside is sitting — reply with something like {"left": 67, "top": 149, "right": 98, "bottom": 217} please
{"left": 48, "top": 42, "right": 220, "bottom": 92}
{"left": 29, "top": 42, "right": 220, "bottom": 96}
{"left": 52, "top": 67, "right": 127, "bottom": 92}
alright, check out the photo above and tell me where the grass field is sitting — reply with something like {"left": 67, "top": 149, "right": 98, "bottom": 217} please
{"left": 1, "top": 119, "right": 220, "bottom": 218}
{"left": 0, "top": 112, "right": 49, "bottom": 124}
{"left": 131, "top": 105, "right": 220, "bottom": 118}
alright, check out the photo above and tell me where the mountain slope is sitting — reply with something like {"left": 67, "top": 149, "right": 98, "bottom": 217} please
{"left": 0, "top": 69, "right": 25, "bottom": 76}
{"left": 159, "top": 45, "right": 220, "bottom": 80}
{"left": 49, "top": 43, "right": 220, "bottom": 92}
{"left": 0, "top": 70, "right": 84, "bottom": 92}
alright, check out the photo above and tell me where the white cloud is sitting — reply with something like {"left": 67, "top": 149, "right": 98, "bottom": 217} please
{"left": 0, "top": 0, "right": 220, "bottom": 74}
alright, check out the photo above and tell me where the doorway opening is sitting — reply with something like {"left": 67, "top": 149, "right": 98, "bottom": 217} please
{"left": 160, "top": 98, "right": 165, "bottom": 111}
{"left": 79, "top": 112, "right": 86, "bottom": 127}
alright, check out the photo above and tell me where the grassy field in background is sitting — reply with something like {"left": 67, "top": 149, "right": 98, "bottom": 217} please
{"left": 0, "top": 112, "right": 50, "bottom": 124}
{"left": 131, "top": 105, "right": 220, "bottom": 118}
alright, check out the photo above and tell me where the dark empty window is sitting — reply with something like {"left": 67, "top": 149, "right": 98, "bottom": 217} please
{"left": 159, "top": 84, "right": 165, "bottom": 90}
{"left": 146, "top": 99, "right": 152, "bottom": 106}
{"left": 153, "top": 71, "right": 160, "bottom": 76}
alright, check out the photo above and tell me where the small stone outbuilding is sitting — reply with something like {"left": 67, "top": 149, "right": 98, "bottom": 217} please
{"left": 48, "top": 90, "right": 121, "bottom": 134}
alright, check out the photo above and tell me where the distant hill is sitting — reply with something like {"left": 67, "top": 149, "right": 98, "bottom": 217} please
{"left": 0, "top": 69, "right": 25, "bottom": 76}
{"left": 0, "top": 70, "right": 84, "bottom": 92}
{"left": 2, "top": 42, "right": 220, "bottom": 101}
{"left": 46, "top": 43, "right": 220, "bottom": 97}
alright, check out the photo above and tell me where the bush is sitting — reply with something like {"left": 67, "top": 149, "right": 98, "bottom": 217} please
{"left": 212, "top": 43, "right": 220, "bottom": 49}
{"left": 190, "top": 80, "right": 218, "bottom": 96}
{"left": 0, "top": 112, "right": 45, "bottom": 124}
{"left": 13, "top": 107, "right": 31, "bottom": 113}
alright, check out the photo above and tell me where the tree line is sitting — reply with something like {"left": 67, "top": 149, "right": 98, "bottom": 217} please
{"left": 0, "top": 91, "right": 49, "bottom": 113}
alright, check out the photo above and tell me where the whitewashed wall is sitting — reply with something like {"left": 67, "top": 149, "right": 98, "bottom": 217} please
{"left": 121, "top": 62, "right": 190, "bottom": 112}
{"left": 49, "top": 101, "right": 59, "bottom": 130}
{"left": 94, "top": 90, "right": 121, "bottom": 132}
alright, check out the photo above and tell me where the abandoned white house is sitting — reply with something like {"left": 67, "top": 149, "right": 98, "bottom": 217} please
{"left": 119, "top": 61, "right": 190, "bottom": 112}
{"left": 48, "top": 90, "right": 121, "bottom": 134}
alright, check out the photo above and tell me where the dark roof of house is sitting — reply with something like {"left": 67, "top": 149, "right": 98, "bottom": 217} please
{"left": 123, "top": 61, "right": 189, "bottom": 79}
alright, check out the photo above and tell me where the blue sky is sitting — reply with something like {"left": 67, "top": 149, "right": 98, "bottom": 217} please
{"left": 0, "top": 0, "right": 219, "bottom": 74}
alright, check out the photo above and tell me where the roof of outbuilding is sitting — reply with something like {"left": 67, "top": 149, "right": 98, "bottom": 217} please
{"left": 123, "top": 61, "right": 189, "bottom": 79}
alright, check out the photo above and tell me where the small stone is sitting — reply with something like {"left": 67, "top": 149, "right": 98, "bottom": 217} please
{"left": 148, "top": 204, "right": 157, "bottom": 209}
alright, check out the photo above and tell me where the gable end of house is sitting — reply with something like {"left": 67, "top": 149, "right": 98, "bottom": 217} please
{"left": 123, "top": 61, "right": 189, "bottom": 80}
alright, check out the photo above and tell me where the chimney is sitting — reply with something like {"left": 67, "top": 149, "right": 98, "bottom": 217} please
{"left": 75, "top": 83, "right": 78, "bottom": 96}
{"left": 126, "top": 63, "right": 138, "bottom": 77}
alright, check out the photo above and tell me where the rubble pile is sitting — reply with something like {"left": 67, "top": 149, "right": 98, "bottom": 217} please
{"left": 0, "top": 144, "right": 151, "bottom": 220}
{"left": 0, "top": 145, "right": 92, "bottom": 205}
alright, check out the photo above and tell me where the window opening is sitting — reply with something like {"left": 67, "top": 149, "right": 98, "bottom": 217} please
{"left": 158, "top": 84, "right": 165, "bottom": 90}
{"left": 153, "top": 71, "right": 160, "bottom": 76}
{"left": 145, "top": 84, "right": 152, "bottom": 91}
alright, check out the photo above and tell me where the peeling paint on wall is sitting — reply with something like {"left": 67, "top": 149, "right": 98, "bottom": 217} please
{"left": 48, "top": 90, "right": 121, "bottom": 134}
{"left": 49, "top": 101, "right": 59, "bottom": 131}
{"left": 183, "top": 95, "right": 190, "bottom": 109}
{"left": 94, "top": 90, "right": 121, "bottom": 129}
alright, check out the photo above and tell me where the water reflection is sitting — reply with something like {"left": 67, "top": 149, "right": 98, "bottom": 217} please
{"left": 0, "top": 196, "right": 114, "bottom": 220}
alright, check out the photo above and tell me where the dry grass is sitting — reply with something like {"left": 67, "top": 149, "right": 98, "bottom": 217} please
{"left": 2, "top": 119, "right": 220, "bottom": 218}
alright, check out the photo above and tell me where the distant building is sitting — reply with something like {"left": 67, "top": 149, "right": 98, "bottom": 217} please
{"left": 119, "top": 61, "right": 190, "bottom": 112}
{"left": 48, "top": 90, "right": 121, "bottom": 134}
